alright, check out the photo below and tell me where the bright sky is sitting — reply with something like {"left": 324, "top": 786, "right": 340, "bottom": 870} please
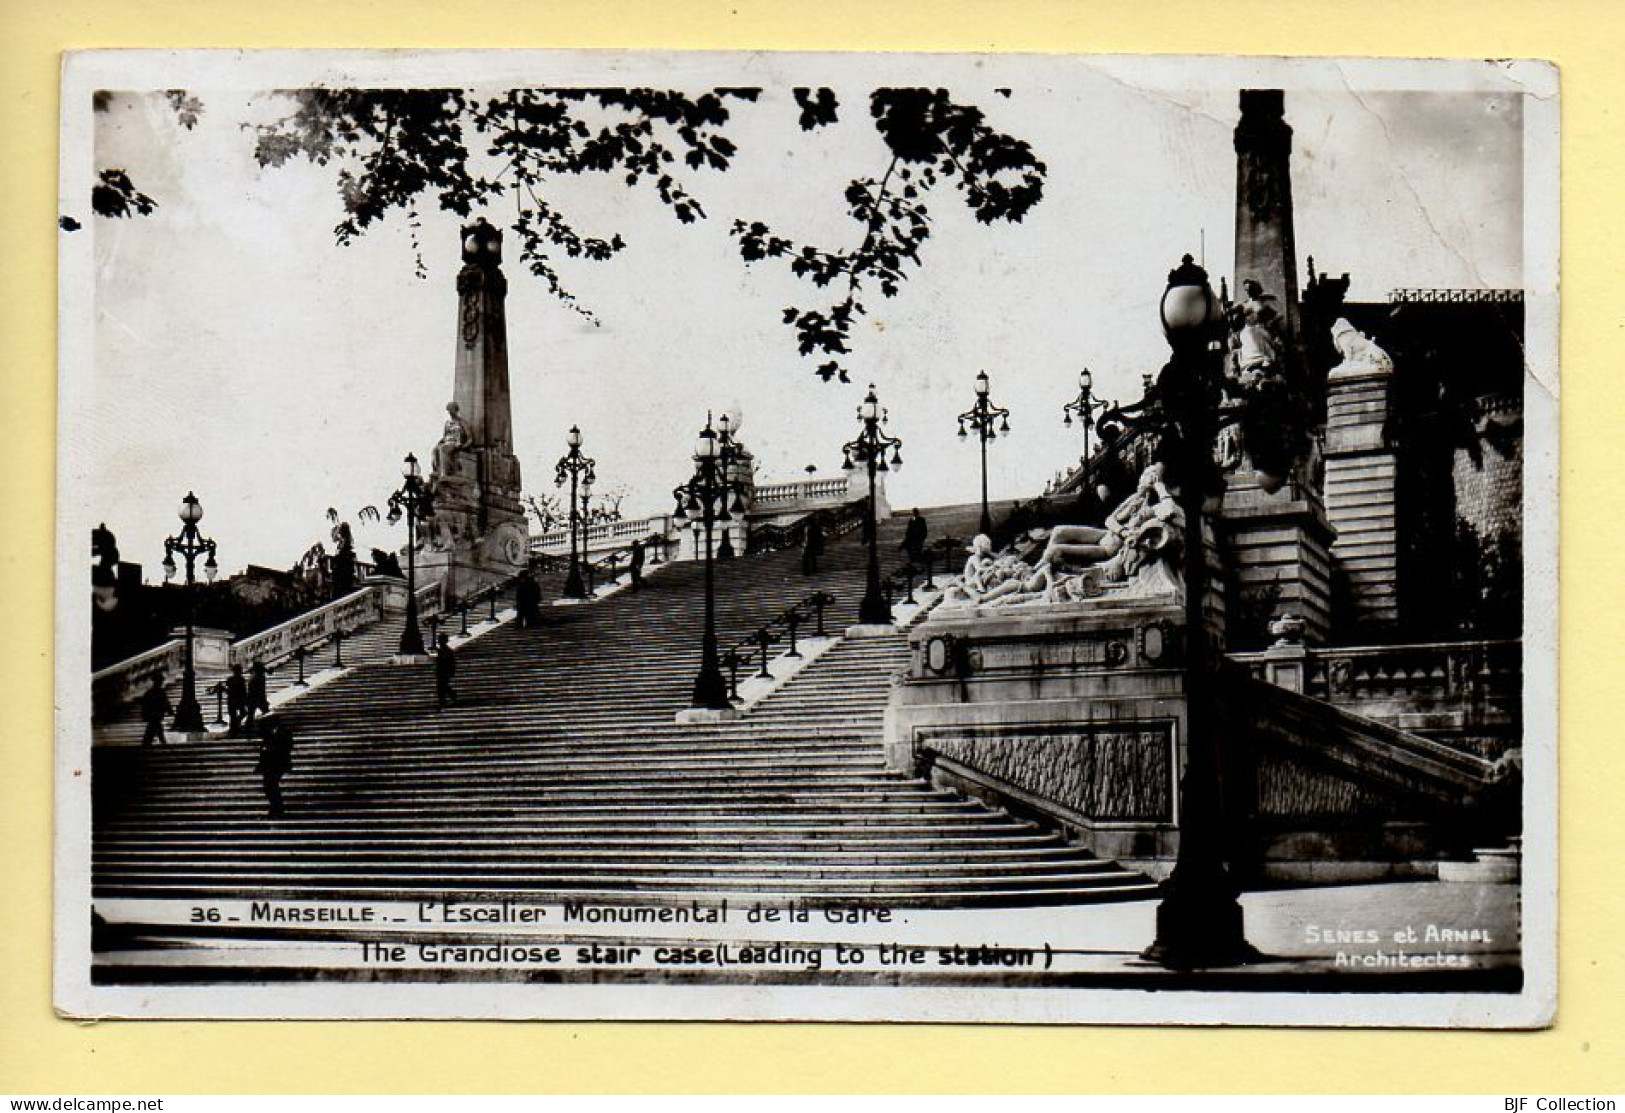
{"left": 85, "top": 62, "right": 1524, "bottom": 575}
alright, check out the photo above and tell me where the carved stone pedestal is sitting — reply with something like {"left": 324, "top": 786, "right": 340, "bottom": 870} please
{"left": 886, "top": 596, "right": 1191, "bottom": 876}
{"left": 1218, "top": 476, "right": 1336, "bottom": 648}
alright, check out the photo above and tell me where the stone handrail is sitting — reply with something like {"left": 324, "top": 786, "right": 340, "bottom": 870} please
{"left": 531, "top": 515, "right": 673, "bottom": 556}
{"left": 92, "top": 638, "right": 186, "bottom": 722}
{"left": 1229, "top": 637, "right": 1521, "bottom": 742}
{"left": 229, "top": 587, "right": 385, "bottom": 670}
{"left": 753, "top": 476, "right": 851, "bottom": 506}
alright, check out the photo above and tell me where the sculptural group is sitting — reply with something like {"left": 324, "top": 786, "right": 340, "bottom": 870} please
{"left": 941, "top": 463, "right": 1186, "bottom": 610}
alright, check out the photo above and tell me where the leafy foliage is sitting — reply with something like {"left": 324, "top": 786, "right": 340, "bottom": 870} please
{"left": 792, "top": 87, "right": 839, "bottom": 130}
{"left": 96, "top": 84, "right": 1046, "bottom": 381}
{"left": 254, "top": 87, "right": 757, "bottom": 321}
{"left": 91, "top": 169, "right": 158, "bottom": 219}
{"left": 732, "top": 88, "right": 1047, "bottom": 380}
{"left": 164, "top": 90, "right": 205, "bottom": 130}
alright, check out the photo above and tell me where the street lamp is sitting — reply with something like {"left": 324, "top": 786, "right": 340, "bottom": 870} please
{"left": 386, "top": 453, "right": 434, "bottom": 657}
{"left": 161, "top": 491, "right": 218, "bottom": 734}
{"left": 672, "top": 413, "right": 749, "bottom": 711}
{"left": 957, "top": 369, "right": 1010, "bottom": 537}
{"left": 842, "top": 384, "right": 904, "bottom": 626}
{"left": 555, "top": 425, "right": 596, "bottom": 600}
{"left": 1063, "top": 367, "right": 1116, "bottom": 503}
{"left": 715, "top": 412, "right": 742, "bottom": 560}
{"left": 1102, "top": 253, "right": 1260, "bottom": 969}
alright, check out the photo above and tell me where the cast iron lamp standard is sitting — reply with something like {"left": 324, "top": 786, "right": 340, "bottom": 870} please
{"left": 714, "top": 412, "right": 743, "bottom": 561}
{"left": 957, "top": 370, "right": 1010, "bottom": 537}
{"left": 1101, "top": 254, "right": 1263, "bottom": 970}
{"left": 555, "top": 425, "right": 597, "bottom": 600}
{"left": 672, "top": 414, "right": 749, "bottom": 713}
{"left": 842, "top": 384, "right": 904, "bottom": 627}
{"left": 385, "top": 453, "right": 434, "bottom": 658}
{"left": 1062, "top": 366, "right": 1116, "bottom": 478}
{"left": 160, "top": 491, "right": 218, "bottom": 734}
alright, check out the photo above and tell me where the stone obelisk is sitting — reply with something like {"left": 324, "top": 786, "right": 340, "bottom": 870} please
{"left": 1218, "top": 90, "right": 1334, "bottom": 648}
{"left": 1233, "top": 89, "right": 1300, "bottom": 342}
{"left": 414, "top": 218, "right": 529, "bottom": 601}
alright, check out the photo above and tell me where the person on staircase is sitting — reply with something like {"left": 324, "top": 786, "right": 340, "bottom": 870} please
{"left": 514, "top": 568, "right": 542, "bottom": 628}
{"left": 246, "top": 660, "right": 270, "bottom": 733}
{"left": 255, "top": 715, "right": 295, "bottom": 818}
{"left": 225, "top": 663, "right": 249, "bottom": 737}
{"left": 629, "top": 538, "right": 646, "bottom": 591}
{"left": 139, "top": 677, "right": 171, "bottom": 747}
{"left": 435, "top": 633, "right": 459, "bottom": 709}
{"left": 801, "top": 512, "right": 825, "bottom": 576}
{"left": 901, "top": 508, "right": 929, "bottom": 565}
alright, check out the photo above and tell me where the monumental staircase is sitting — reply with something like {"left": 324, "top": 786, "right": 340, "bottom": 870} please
{"left": 93, "top": 502, "right": 1160, "bottom": 914}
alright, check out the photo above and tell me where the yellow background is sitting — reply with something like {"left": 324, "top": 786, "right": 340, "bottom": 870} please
{"left": 2, "top": 0, "right": 1619, "bottom": 1095}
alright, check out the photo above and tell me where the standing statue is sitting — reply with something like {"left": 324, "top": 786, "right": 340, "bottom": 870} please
{"left": 1229, "top": 278, "right": 1286, "bottom": 383}
{"left": 433, "top": 401, "right": 474, "bottom": 478}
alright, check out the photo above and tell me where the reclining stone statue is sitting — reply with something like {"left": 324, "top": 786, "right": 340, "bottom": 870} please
{"left": 940, "top": 463, "right": 1185, "bottom": 610}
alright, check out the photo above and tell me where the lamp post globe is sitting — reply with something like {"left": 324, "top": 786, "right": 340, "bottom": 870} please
{"left": 162, "top": 490, "right": 217, "bottom": 735}
{"left": 957, "top": 370, "right": 1010, "bottom": 537}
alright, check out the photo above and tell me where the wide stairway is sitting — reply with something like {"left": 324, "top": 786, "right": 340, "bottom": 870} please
{"left": 94, "top": 503, "right": 1158, "bottom": 910}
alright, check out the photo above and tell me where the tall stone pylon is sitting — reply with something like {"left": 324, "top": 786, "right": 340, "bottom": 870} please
{"left": 1218, "top": 90, "right": 1334, "bottom": 648}
{"left": 1233, "top": 89, "right": 1300, "bottom": 343}
{"left": 414, "top": 218, "right": 530, "bottom": 601}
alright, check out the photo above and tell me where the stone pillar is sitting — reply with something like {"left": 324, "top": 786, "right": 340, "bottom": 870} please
{"left": 1218, "top": 482, "right": 1336, "bottom": 649}
{"left": 415, "top": 219, "right": 530, "bottom": 601}
{"left": 169, "top": 627, "right": 233, "bottom": 673}
{"left": 1233, "top": 89, "right": 1300, "bottom": 342}
{"left": 1323, "top": 325, "right": 1400, "bottom": 631}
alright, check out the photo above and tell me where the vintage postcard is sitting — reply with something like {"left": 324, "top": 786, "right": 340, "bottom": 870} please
{"left": 55, "top": 49, "right": 1557, "bottom": 1024}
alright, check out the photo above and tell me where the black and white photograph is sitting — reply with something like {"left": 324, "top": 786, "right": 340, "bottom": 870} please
{"left": 55, "top": 50, "right": 1557, "bottom": 1024}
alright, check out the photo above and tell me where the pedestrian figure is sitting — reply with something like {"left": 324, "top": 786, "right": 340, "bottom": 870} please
{"left": 225, "top": 663, "right": 249, "bottom": 736}
{"left": 801, "top": 512, "right": 825, "bottom": 576}
{"left": 629, "top": 538, "right": 646, "bottom": 591}
{"left": 902, "top": 507, "right": 929, "bottom": 564}
{"left": 255, "top": 716, "right": 295, "bottom": 818}
{"left": 514, "top": 568, "right": 542, "bottom": 628}
{"left": 140, "top": 677, "right": 171, "bottom": 747}
{"left": 246, "top": 660, "right": 270, "bottom": 734}
{"left": 435, "top": 633, "right": 458, "bottom": 709}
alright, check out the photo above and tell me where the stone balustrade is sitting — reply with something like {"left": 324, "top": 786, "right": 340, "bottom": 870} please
{"left": 92, "top": 638, "right": 186, "bottom": 723}
{"left": 531, "top": 515, "right": 673, "bottom": 557}
{"left": 752, "top": 476, "right": 851, "bottom": 506}
{"left": 1229, "top": 637, "right": 1521, "bottom": 753}
{"left": 229, "top": 586, "right": 386, "bottom": 669}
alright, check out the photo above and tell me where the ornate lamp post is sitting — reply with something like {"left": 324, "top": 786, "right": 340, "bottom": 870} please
{"left": 673, "top": 414, "right": 749, "bottom": 711}
{"left": 555, "top": 425, "right": 596, "bottom": 600}
{"left": 715, "top": 412, "right": 743, "bottom": 560}
{"left": 1101, "top": 254, "right": 1261, "bottom": 969}
{"left": 161, "top": 491, "right": 218, "bottom": 734}
{"left": 842, "top": 384, "right": 904, "bottom": 626}
{"left": 386, "top": 453, "right": 434, "bottom": 658}
{"left": 957, "top": 369, "right": 1010, "bottom": 537}
{"left": 1063, "top": 366, "right": 1116, "bottom": 471}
